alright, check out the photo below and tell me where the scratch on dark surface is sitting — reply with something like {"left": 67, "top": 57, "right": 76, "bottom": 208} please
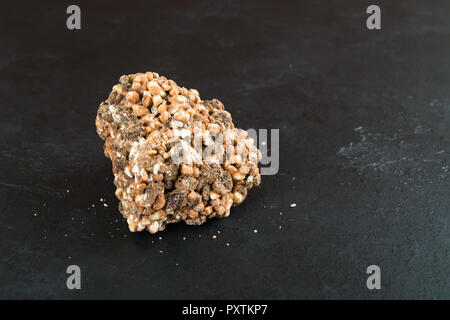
{"left": 0, "top": 181, "right": 66, "bottom": 198}
{"left": 337, "top": 121, "right": 450, "bottom": 180}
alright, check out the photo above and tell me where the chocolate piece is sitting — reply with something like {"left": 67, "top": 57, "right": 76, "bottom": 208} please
{"left": 95, "top": 72, "right": 261, "bottom": 233}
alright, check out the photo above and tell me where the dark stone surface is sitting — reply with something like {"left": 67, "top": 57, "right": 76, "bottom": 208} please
{"left": 0, "top": 0, "right": 449, "bottom": 299}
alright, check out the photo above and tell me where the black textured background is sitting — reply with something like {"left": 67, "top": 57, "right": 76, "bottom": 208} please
{"left": 0, "top": 0, "right": 449, "bottom": 299}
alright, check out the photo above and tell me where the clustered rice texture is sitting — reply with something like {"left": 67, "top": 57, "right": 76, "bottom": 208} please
{"left": 95, "top": 72, "right": 261, "bottom": 233}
